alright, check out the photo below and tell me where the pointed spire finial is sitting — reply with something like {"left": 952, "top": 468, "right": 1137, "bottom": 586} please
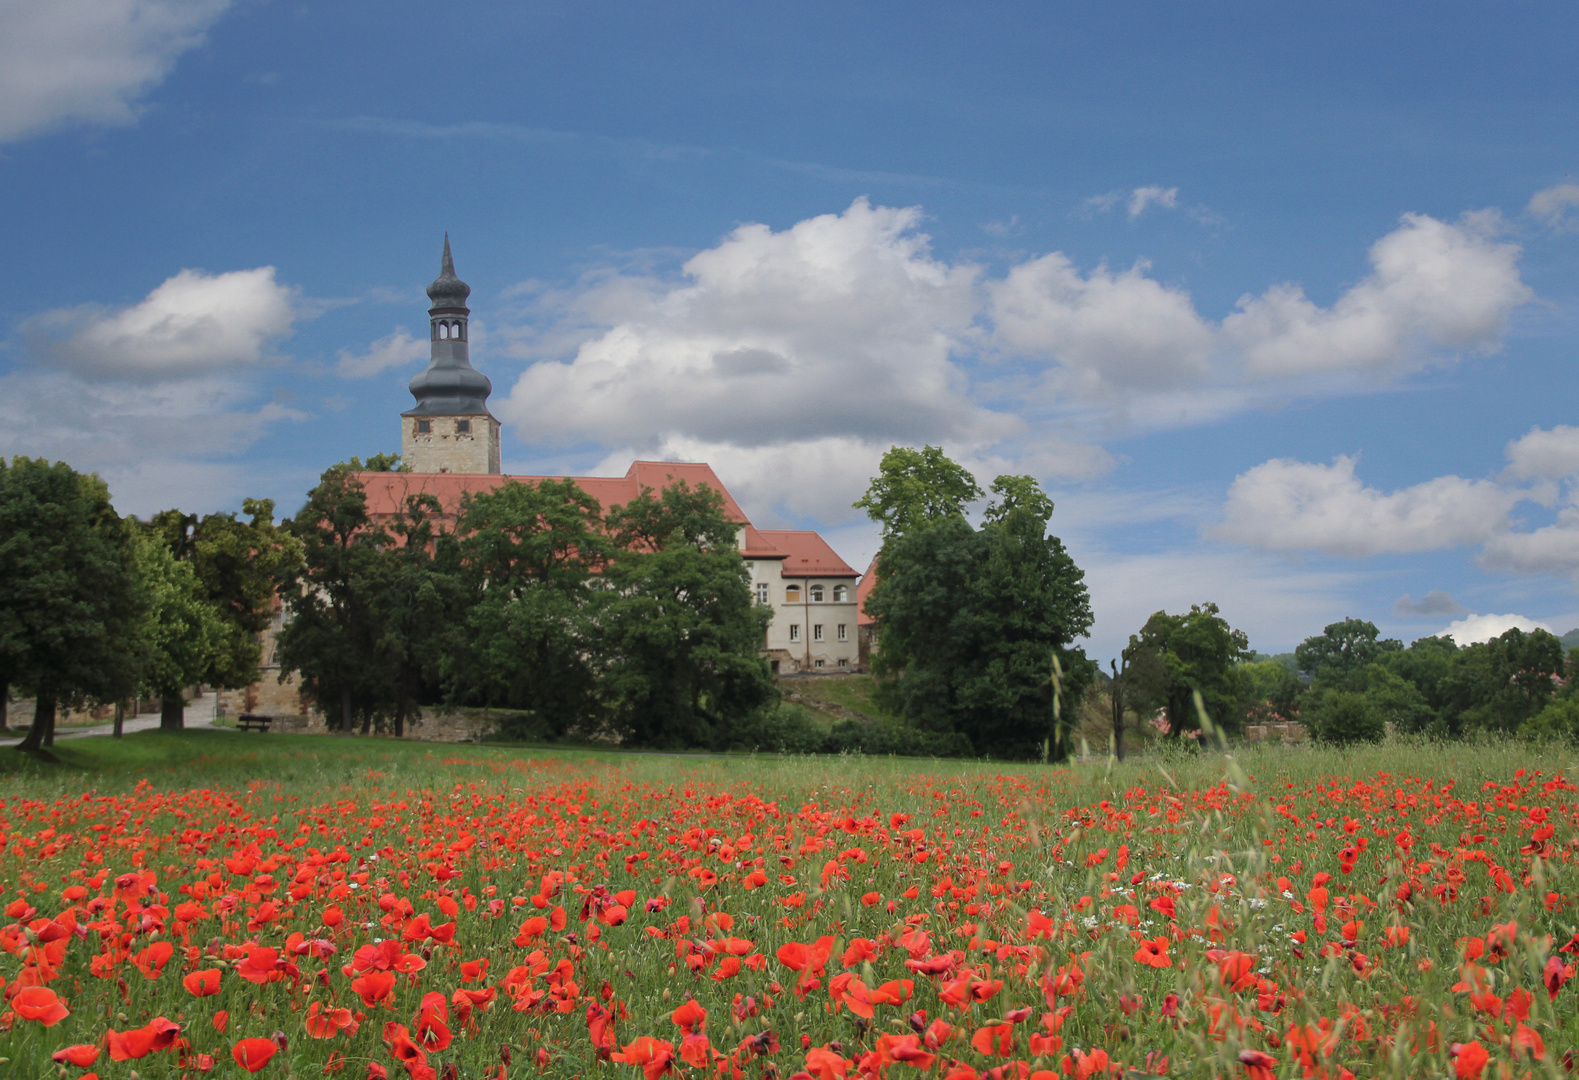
{"left": 441, "top": 232, "right": 454, "bottom": 276}
{"left": 427, "top": 232, "right": 470, "bottom": 310}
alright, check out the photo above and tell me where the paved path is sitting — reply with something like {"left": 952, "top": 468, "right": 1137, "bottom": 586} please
{"left": 0, "top": 692, "right": 229, "bottom": 747}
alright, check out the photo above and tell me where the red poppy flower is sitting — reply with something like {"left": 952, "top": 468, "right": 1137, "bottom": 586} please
{"left": 232, "top": 1038, "right": 278, "bottom": 1072}
{"left": 13, "top": 986, "right": 69, "bottom": 1026}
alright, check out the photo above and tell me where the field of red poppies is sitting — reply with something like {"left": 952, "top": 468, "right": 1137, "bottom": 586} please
{"left": 0, "top": 734, "right": 1575, "bottom": 1079}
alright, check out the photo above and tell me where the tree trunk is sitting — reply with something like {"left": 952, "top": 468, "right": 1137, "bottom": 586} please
{"left": 16, "top": 693, "right": 55, "bottom": 753}
{"left": 1110, "top": 659, "right": 1126, "bottom": 761}
{"left": 339, "top": 682, "right": 354, "bottom": 736}
{"left": 0, "top": 682, "right": 8, "bottom": 734}
{"left": 113, "top": 701, "right": 125, "bottom": 739}
{"left": 160, "top": 694, "right": 185, "bottom": 730}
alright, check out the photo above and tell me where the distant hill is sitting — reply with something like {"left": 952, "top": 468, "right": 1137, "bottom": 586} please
{"left": 1563, "top": 628, "right": 1579, "bottom": 650}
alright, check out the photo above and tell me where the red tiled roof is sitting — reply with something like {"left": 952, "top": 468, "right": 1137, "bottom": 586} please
{"left": 354, "top": 460, "right": 751, "bottom": 523}
{"left": 856, "top": 555, "right": 878, "bottom": 625}
{"left": 757, "top": 530, "right": 858, "bottom": 578}
{"left": 741, "top": 525, "right": 788, "bottom": 560}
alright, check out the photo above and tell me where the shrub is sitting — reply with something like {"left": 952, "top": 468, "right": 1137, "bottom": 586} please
{"left": 716, "top": 704, "right": 826, "bottom": 754}
{"left": 1520, "top": 696, "right": 1579, "bottom": 740}
{"left": 1307, "top": 690, "right": 1385, "bottom": 745}
{"left": 823, "top": 717, "right": 973, "bottom": 758}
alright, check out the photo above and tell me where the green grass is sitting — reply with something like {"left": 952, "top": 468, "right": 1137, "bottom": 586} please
{"left": 776, "top": 673, "right": 900, "bottom": 724}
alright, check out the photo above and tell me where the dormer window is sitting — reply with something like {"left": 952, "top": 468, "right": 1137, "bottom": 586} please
{"left": 456, "top": 419, "right": 471, "bottom": 434}
{"left": 416, "top": 419, "right": 431, "bottom": 434}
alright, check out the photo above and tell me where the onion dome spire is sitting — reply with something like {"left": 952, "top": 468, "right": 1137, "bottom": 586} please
{"left": 404, "top": 235, "right": 492, "bottom": 417}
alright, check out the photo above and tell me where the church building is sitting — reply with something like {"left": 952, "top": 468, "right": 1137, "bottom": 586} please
{"left": 229, "top": 241, "right": 863, "bottom": 718}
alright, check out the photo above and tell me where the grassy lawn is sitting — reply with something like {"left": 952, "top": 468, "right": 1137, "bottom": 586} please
{"left": 0, "top": 730, "right": 1575, "bottom": 1077}
{"left": 777, "top": 673, "right": 901, "bottom": 724}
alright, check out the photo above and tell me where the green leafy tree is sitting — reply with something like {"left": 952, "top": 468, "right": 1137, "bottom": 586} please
{"left": 0, "top": 458, "right": 144, "bottom": 754}
{"left": 129, "top": 532, "right": 226, "bottom": 725}
{"left": 599, "top": 485, "right": 773, "bottom": 748}
{"left": 275, "top": 466, "right": 383, "bottom": 733}
{"left": 366, "top": 493, "right": 467, "bottom": 736}
{"left": 853, "top": 445, "right": 982, "bottom": 540}
{"left": 1360, "top": 663, "right": 1434, "bottom": 733}
{"left": 450, "top": 479, "right": 608, "bottom": 736}
{"left": 865, "top": 473, "right": 1094, "bottom": 760}
{"left": 1294, "top": 619, "right": 1402, "bottom": 692}
{"left": 1375, "top": 635, "right": 1458, "bottom": 719}
{"left": 147, "top": 501, "right": 301, "bottom": 728}
{"left": 1239, "top": 659, "right": 1305, "bottom": 723}
{"left": 1439, "top": 627, "right": 1564, "bottom": 735}
{"left": 1306, "top": 689, "right": 1385, "bottom": 745}
{"left": 1125, "top": 603, "right": 1251, "bottom": 738}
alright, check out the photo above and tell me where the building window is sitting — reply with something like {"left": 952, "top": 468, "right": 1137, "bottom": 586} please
{"left": 810, "top": 585, "right": 824, "bottom": 602}
{"left": 814, "top": 659, "right": 825, "bottom": 669}
{"left": 756, "top": 582, "right": 769, "bottom": 604}
{"left": 837, "top": 624, "right": 847, "bottom": 641}
{"left": 789, "top": 624, "right": 800, "bottom": 642}
{"left": 785, "top": 585, "right": 800, "bottom": 603}
{"left": 456, "top": 419, "right": 471, "bottom": 434}
{"left": 416, "top": 419, "right": 431, "bottom": 434}
{"left": 813, "top": 624, "right": 823, "bottom": 641}
{"left": 838, "top": 657, "right": 848, "bottom": 668}
{"left": 833, "top": 585, "right": 848, "bottom": 602}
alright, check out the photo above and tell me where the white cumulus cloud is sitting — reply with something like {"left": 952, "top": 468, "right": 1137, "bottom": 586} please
{"left": 337, "top": 327, "right": 429, "bottom": 378}
{"left": 1527, "top": 183, "right": 1579, "bottom": 232}
{"left": 26, "top": 267, "right": 297, "bottom": 379}
{"left": 989, "top": 255, "right": 1214, "bottom": 394}
{"left": 0, "top": 0, "right": 231, "bottom": 143}
{"left": 1434, "top": 612, "right": 1552, "bottom": 645}
{"left": 1222, "top": 212, "right": 1530, "bottom": 377}
{"left": 1211, "top": 455, "right": 1518, "bottom": 557}
{"left": 497, "top": 198, "right": 1008, "bottom": 454}
{"left": 1504, "top": 424, "right": 1579, "bottom": 480}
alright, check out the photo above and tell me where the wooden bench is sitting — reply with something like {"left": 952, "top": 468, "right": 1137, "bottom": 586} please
{"left": 237, "top": 714, "right": 273, "bottom": 733}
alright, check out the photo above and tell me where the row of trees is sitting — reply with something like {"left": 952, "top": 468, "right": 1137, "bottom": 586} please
{"left": 0, "top": 457, "right": 296, "bottom": 753}
{"left": 0, "top": 454, "right": 777, "bottom": 754}
{"left": 276, "top": 463, "right": 773, "bottom": 748}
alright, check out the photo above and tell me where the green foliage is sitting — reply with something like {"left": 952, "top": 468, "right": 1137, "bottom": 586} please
{"left": 853, "top": 444, "right": 982, "bottom": 539}
{"left": 449, "top": 479, "right": 607, "bottom": 736}
{"left": 1239, "top": 659, "right": 1304, "bottom": 722}
{"left": 343, "top": 451, "right": 409, "bottom": 473}
{"left": 147, "top": 500, "right": 302, "bottom": 699}
{"left": 1439, "top": 627, "right": 1565, "bottom": 735}
{"left": 716, "top": 704, "right": 828, "bottom": 754}
{"left": 866, "top": 467, "right": 1094, "bottom": 760}
{"left": 1362, "top": 662, "right": 1435, "bottom": 733}
{"left": 1376, "top": 634, "right": 1458, "bottom": 715}
{"left": 1521, "top": 695, "right": 1579, "bottom": 740}
{"left": 1125, "top": 603, "right": 1250, "bottom": 737}
{"left": 606, "top": 479, "right": 738, "bottom": 552}
{"left": 275, "top": 467, "right": 383, "bottom": 732}
{"left": 128, "top": 532, "right": 226, "bottom": 701}
{"left": 599, "top": 524, "right": 774, "bottom": 749}
{"left": 0, "top": 458, "right": 145, "bottom": 751}
{"left": 1305, "top": 688, "right": 1386, "bottom": 744}
{"left": 1294, "top": 618, "right": 1402, "bottom": 691}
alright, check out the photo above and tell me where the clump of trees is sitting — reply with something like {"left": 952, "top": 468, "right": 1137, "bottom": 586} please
{"left": 274, "top": 462, "right": 774, "bottom": 749}
{"left": 0, "top": 457, "right": 297, "bottom": 755}
{"left": 857, "top": 447, "right": 1096, "bottom": 760}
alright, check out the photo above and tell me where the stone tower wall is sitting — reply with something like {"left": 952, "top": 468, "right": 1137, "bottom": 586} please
{"left": 401, "top": 414, "right": 500, "bottom": 474}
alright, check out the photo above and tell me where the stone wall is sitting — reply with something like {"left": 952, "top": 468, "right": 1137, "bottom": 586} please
{"left": 402, "top": 414, "right": 500, "bottom": 474}
{"left": 1244, "top": 721, "right": 1308, "bottom": 743}
{"left": 240, "top": 706, "right": 502, "bottom": 743}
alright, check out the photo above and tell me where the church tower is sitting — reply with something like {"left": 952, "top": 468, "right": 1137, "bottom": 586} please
{"left": 401, "top": 236, "right": 501, "bottom": 474}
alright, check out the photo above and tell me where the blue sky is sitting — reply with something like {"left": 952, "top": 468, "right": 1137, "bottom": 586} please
{"left": 4, "top": 1, "right": 1579, "bottom": 660}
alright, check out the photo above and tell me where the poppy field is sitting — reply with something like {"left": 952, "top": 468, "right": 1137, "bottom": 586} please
{"left": 0, "top": 734, "right": 1576, "bottom": 1079}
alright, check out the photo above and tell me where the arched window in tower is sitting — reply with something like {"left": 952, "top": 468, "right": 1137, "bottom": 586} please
{"left": 809, "top": 585, "right": 824, "bottom": 602}
{"left": 454, "top": 321, "right": 464, "bottom": 341}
